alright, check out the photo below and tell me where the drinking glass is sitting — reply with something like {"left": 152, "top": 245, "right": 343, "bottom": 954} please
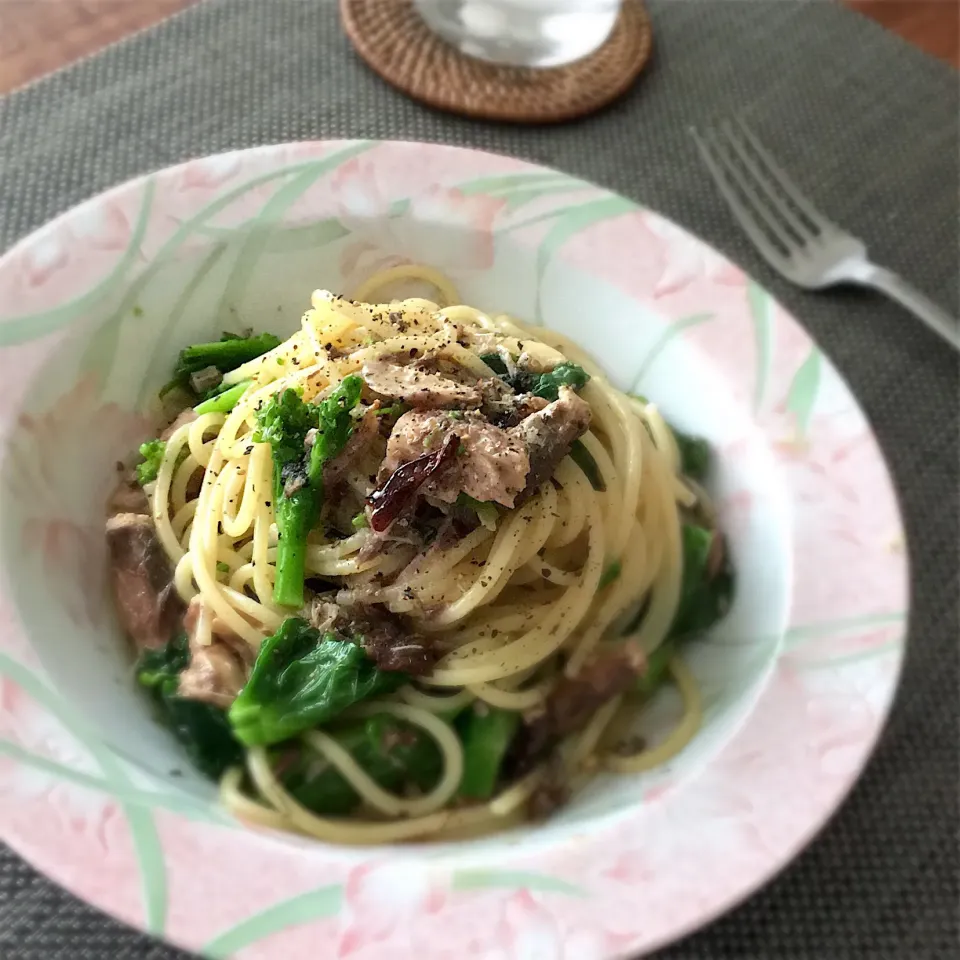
{"left": 412, "top": 0, "right": 622, "bottom": 68}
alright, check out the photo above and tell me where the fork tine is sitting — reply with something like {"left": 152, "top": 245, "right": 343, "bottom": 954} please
{"left": 697, "top": 127, "right": 800, "bottom": 253}
{"left": 733, "top": 118, "right": 834, "bottom": 232}
{"left": 717, "top": 122, "right": 817, "bottom": 242}
{"left": 690, "top": 127, "right": 789, "bottom": 268}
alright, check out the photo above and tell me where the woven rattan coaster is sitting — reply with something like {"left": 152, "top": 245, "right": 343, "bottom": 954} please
{"left": 340, "top": 0, "right": 653, "bottom": 124}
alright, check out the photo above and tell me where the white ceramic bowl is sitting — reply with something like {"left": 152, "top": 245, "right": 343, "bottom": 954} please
{"left": 0, "top": 141, "right": 908, "bottom": 959}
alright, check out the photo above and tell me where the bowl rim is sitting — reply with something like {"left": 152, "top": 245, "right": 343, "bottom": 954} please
{"left": 0, "top": 138, "right": 909, "bottom": 959}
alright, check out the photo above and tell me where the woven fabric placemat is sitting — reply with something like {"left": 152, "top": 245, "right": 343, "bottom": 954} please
{"left": 339, "top": 0, "right": 652, "bottom": 123}
{"left": 0, "top": 1, "right": 957, "bottom": 957}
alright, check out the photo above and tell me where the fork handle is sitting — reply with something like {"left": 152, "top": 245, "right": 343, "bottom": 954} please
{"left": 859, "top": 265, "right": 960, "bottom": 351}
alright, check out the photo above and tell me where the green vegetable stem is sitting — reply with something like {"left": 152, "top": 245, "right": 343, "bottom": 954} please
{"left": 194, "top": 379, "right": 252, "bottom": 415}
{"left": 457, "top": 705, "right": 520, "bottom": 800}
{"left": 228, "top": 617, "right": 407, "bottom": 746}
{"left": 162, "top": 331, "right": 282, "bottom": 397}
{"left": 254, "top": 376, "right": 364, "bottom": 607}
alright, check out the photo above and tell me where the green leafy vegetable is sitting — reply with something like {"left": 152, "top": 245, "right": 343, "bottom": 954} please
{"left": 161, "top": 696, "right": 244, "bottom": 781}
{"left": 528, "top": 362, "right": 590, "bottom": 401}
{"left": 672, "top": 428, "right": 711, "bottom": 482}
{"left": 194, "top": 379, "right": 252, "bottom": 415}
{"left": 351, "top": 511, "right": 369, "bottom": 530}
{"left": 136, "top": 439, "right": 166, "bottom": 486}
{"left": 480, "top": 356, "right": 590, "bottom": 402}
{"left": 599, "top": 560, "right": 621, "bottom": 589}
{"left": 136, "top": 635, "right": 243, "bottom": 779}
{"left": 228, "top": 617, "right": 407, "bottom": 747}
{"left": 629, "top": 524, "right": 734, "bottom": 696}
{"left": 457, "top": 705, "right": 520, "bottom": 800}
{"left": 254, "top": 376, "right": 364, "bottom": 607}
{"left": 570, "top": 439, "right": 605, "bottom": 491}
{"left": 137, "top": 633, "right": 190, "bottom": 688}
{"left": 165, "top": 331, "right": 282, "bottom": 393}
{"left": 275, "top": 714, "right": 442, "bottom": 816}
{"left": 456, "top": 492, "right": 499, "bottom": 531}
{"left": 670, "top": 524, "right": 734, "bottom": 638}
{"left": 479, "top": 352, "right": 509, "bottom": 376}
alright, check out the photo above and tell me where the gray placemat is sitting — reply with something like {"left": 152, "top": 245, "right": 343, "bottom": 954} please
{"left": 0, "top": 0, "right": 957, "bottom": 957}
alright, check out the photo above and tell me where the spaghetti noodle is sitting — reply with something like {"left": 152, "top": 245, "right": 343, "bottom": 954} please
{"left": 106, "top": 265, "right": 733, "bottom": 844}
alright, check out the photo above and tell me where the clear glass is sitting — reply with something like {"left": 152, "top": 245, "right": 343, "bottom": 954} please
{"left": 413, "top": 0, "right": 622, "bottom": 68}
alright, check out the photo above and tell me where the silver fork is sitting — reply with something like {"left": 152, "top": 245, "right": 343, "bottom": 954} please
{"left": 691, "top": 119, "right": 960, "bottom": 351}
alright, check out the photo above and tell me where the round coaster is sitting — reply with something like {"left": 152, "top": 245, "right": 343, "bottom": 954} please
{"left": 340, "top": 0, "right": 653, "bottom": 124}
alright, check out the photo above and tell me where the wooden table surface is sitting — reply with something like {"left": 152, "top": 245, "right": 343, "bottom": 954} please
{"left": 0, "top": 0, "right": 957, "bottom": 97}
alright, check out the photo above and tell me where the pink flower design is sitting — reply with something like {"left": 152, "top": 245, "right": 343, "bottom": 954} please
{"left": 770, "top": 415, "right": 905, "bottom": 624}
{"left": 7, "top": 375, "right": 149, "bottom": 507}
{"left": 642, "top": 214, "right": 747, "bottom": 297}
{"left": 70, "top": 199, "right": 133, "bottom": 253}
{"left": 21, "top": 518, "right": 104, "bottom": 627}
{"left": 0, "top": 784, "right": 143, "bottom": 927}
{"left": 480, "top": 888, "right": 637, "bottom": 960}
{"left": 5, "top": 377, "right": 149, "bottom": 628}
{"left": 788, "top": 624, "right": 902, "bottom": 670}
{"left": 0, "top": 599, "right": 39, "bottom": 667}
{"left": 0, "top": 677, "right": 112, "bottom": 826}
{"left": 12, "top": 198, "right": 134, "bottom": 295}
{"left": 177, "top": 153, "right": 243, "bottom": 192}
{"left": 20, "top": 233, "right": 69, "bottom": 288}
{"left": 338, "top": 861, "right": 445, "bottom": 957}
{"left": 712, "top": 662, "right": 882, "bottom": 851}
{"left": 331, "top": 158, "right": 506, "bottom": 292}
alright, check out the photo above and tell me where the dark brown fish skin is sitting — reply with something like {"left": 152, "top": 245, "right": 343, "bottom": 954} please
{"left": 526, "top": 755, "right": 570, "bottom": 821}
{"left": 303, "top": 598, "right": 437, "bottom": 676}
{"left": 511, "top": 386, "right": 591, "bottom": 502}
{"left": 106, "top": 467, "right": 149, "bottom": 516}
{"left": 105, "top": 513, "right": 184, "bottom": 651}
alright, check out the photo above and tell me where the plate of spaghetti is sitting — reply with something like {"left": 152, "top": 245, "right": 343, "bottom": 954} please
{"left": 0, "top": 141, "right": 907, "bottom": 959}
